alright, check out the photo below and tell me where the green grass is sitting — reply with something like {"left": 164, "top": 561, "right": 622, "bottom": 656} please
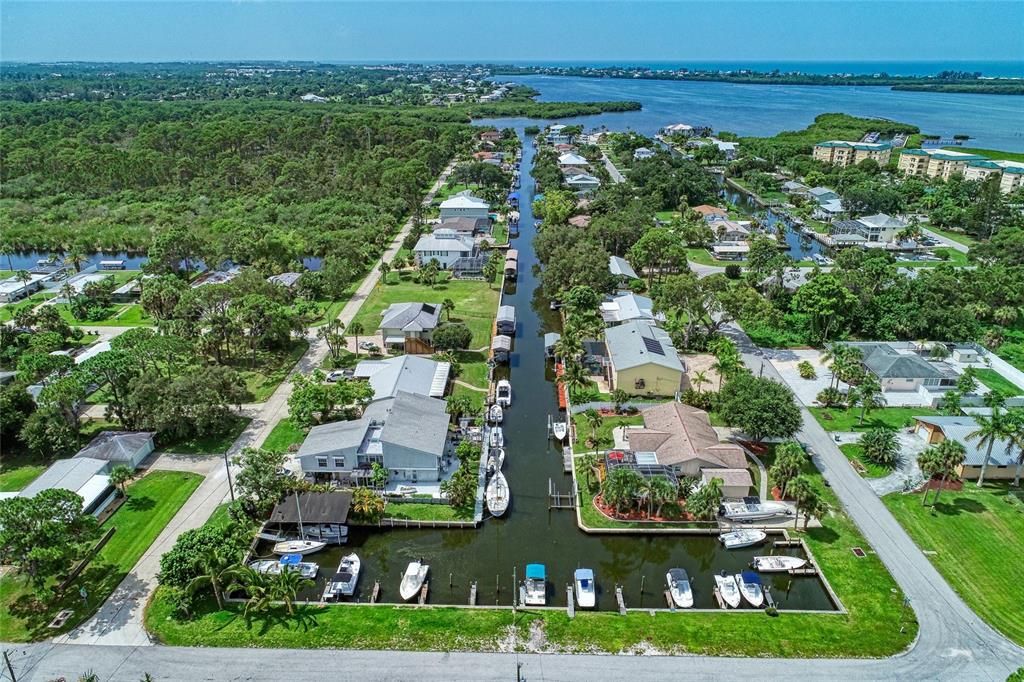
{"left": 839, "top": 443, "right": 893, "bottom": 479}
{"left": 885, "top": 483, "right": 1024, "bottom": 646}
{"left": 943, "top": 146, "right": 1024, "bottom": 164}
{"left": 809, "top": 406, "right": 939, "bottom": 432}
{"left": 453, "top": 350, "right": 490, "bottom": 389}
{"left": 570, "top": 413, "right": 644, "bottom": 454}
{"left": 685, "top": 248, "right": 814, "bottom": 269}
{"left": 306, "top": 299, "right": 348, "bottom": 328}
{"left": 349, "top": 273, "right": 501, "bottom": 350}
{"left": 235, "top": 339, "right": 309, "bottom": 401}
{"left": 655, "top": 210, "right": 681, "bottom": 222}
{"left": 0, "top": 292, "right": 53, "bottom": 322}
{"left": 490, "top": 223, "right": 508, "bottom": 245}
{"left": 261, "top": 418, "right": 308, "bottom": 453}
{"left": 920, "top": 224, "right": 977, "bottom": 248}
{"left": 974, "top": 368, "right": 1024, "bottom": 396}
{"left": 450, "top": 383, "right": 487, "bottom": 414}
{"left": 159, "top": 415, "right": 251, "bottom": 455}
{"left": 0, "top": 449, "right": 49, "bottom": 492}
{"left": 0, "top": 470, "right": 203, "bottom": 642}
{"left": 383, "top": 501, "right": 474, "bottom": 522}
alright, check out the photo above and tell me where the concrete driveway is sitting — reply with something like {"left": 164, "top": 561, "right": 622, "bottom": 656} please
{"left": 766, "top": 347, "right": 833, "bottom": 406}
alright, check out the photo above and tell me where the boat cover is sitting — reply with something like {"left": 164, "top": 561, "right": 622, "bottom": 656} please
{"left": 334, "top": 571, "right": 353, "bottom": 582}
{"left": 741, "top": 570, "right": 761, "bottom": 584}
{"left": 668, "top": 568, "right": 688, "bottom": 582}
{"left": 525, "top": 564, "right": 546, "bottom": 580}
{"left": 279, "top": 553, "right": 302, "bottom": 565}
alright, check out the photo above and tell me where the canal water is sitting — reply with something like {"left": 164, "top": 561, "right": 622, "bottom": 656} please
{"left": 720, "top": 185, "right": 827, "bottom": 262}
{"left": 259, "top": 127, "right": 835, "bottom": 612}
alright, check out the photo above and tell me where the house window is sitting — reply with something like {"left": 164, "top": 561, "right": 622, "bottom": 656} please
{"left": 316, "top": 457, "right": 328, "bottom": 468}
{"left": 333, "top": 457, "right": 345, "bottom": 468}
{"left": 634, "top": 378, "right": 646, "bottom": 389}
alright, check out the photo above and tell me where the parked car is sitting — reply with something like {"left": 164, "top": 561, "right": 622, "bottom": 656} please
{"left": 325, "top": 369, "right": 355, "bottom": 382}
{"left": 359, "top": 341, "right": 380, "bottom": 352}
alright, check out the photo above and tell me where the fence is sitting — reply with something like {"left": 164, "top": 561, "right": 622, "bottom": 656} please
{"left": 57, "top": 526, "right": 116, "bottom": 593}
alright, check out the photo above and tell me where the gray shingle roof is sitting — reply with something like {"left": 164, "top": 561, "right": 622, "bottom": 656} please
{"left": 604, "top": 320, "right": 684, "bottom": 373}
{"left": 860, "top": 344, "right": 944, "bottom": 379}
{"left": 379, "top": 302, "right": 441, "bottom": 333}
{"left": 298, "top": 419, "right": 368, "bottom": 458}
{"left": 74, "top": 431, "right": 154, "bottom": 464}
{"left": 367, "top": 391, "right": 449, "bottom": 456}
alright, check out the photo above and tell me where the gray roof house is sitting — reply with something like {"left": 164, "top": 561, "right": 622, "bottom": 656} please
{"left": 603, "top": 320, "right": 685, "bottom": 396}
{"left": 74, "top": 431, "right": 156, "bottom": 470}
{"left": 600, "top": 292, "right": 665, "bottom": 326}
{"left": 914, "top": 415, "right": 1019, "bottom": 479}
{"left": 353, "top": 355, "right": 450, "bottom": 401}
{"left": 19, "top": 458, "right": 114, "bottom": 516}
{"left": 831, "top": 213, "right": 905, "bottom": 244}
{"left": 439, "top": 191, "right": 490, "bottom": 221}
{"left": 413, "top": 229, "right": 479, "bottom": 270}
{"left": 268, "top": 272, "right": 303, "bottom": 289}
{"left": 854, "top": 342, "right": 957, "bottom": 392}
{"left": 808, "top": 187, "right": 840, "bottom": 204}
{"left": 297, "top": 392, "right": 451, "bottom": 484}
{"left": 379, "top": 302, "right": 442, "bottom": 352}
{"left": 609, "top": 255, "right": 639, "bottom": 280}
{"left": 438, "top": 216, "right": 490, "bottom": 235}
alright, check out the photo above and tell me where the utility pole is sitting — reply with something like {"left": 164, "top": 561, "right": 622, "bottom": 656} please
{"left": 223, "top": 451, "right": 235, "bottom": 502}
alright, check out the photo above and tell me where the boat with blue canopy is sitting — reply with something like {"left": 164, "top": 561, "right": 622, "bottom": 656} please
{"left": 523, "top": 564, "right": 547, "bottom": 606}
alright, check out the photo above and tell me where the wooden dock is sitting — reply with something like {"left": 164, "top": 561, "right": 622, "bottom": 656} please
{"left": 370, "top": 580, "right": 380, "bottom": 604}
{"left": 566, "top": 585, "right": 575, "bottom": 618}
{"left": 773, "top": 539, "right": 802, "bottom": 548}
{"left": 469, "top": 581, "right": 477, "bottom": 605}
{"left": 764, "top": 587, "right": 776, "bottom": 609}
{"left": 789, "top": 567, "right": 818, "bottom": 576}
{"left": 615, "top": 585, "right": 626, "bottom": 615}
{"left": 713, "top": 587, "right": 727, "bottom": 610}
{"left": 418, "top": 581, "right": 429, "bottom": 605}
{"left": 562, "top": 448, "right": 573, "bottom": 474}
{"left": 663, "top": 590, "right": 676, "bottom": 611}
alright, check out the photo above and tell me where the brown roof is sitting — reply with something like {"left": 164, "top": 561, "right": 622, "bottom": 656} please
{"left": 628, "top": 402, "right": 746, "bottom": 469}
{"left": 692, "top": 205, "right": 728, "bottom": 217}
{"left": 701, "top": 468, "right": 753, "bottom": 488}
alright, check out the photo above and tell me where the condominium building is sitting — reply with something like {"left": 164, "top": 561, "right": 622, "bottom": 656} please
{"left": 813, "top": 140, "right": 892, "bottom": 167}
{"left": 898, "top": 148, "right": 1024, "bottom": 193}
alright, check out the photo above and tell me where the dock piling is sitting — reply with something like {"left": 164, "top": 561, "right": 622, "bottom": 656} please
{"left": 418, "top": 581, "right": 429, "bottom": 605}
{"left": 370, "top": 580, "right": 380, "bottom": 604}
{"left": 567, "top": 585, "right": 575, "bottom": 618}
{"left": 615, "top": 584, "right": 626, "bottom": 615}
{"left": 469, "top": 581, "right": 477, "bottom": 606}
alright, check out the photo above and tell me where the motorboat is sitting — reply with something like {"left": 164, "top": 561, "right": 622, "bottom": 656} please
{"left": 486, "top": 471, "right": 510, "bottom": 516}
{"left": 714, "top": 572, "right": 742, "bottom": 608}
{"left": 272, "top": 539, "right": 326, "bottom": 556}
{"left": 247, "top": 559, "right": 279, "bottom": 574}
{"left": 323, "top": 553, "right": 361, "bottom": 601}
{"left": 522, "top": 564, "right": 546, "bottom": 606}
{"left": 277, "top": 553, "right": 319, "bottom": 579}
{"left": 488, "top": 404, "right": 504, "bottom": 424}
{"left": 751, "top": 555, "right": 808, "bottom": 573}
{"left": 496, "top": 379, "right": 512, "bottom": 407}
{"left": 665, "top": 568, "right": 693, "bottom": 608}
{"left": 719, "top": 529, "right": 768, "bottom": 549}
{"left": 735, "top": 571, "right": 765, "bottom": 608}
{"left": 574, "top": 568, "right": 596, "bottom": 609}
{"left": 719, "top": 499, "right": 793, "bottom": 522}
{"left": 551, "top": 420, "right": 568, "bottom": 442}
{"left": 399, "top": 560, "right": 430, "bottom": 601}
{"left": 489, "top": 426, "right": 504, "bottom": 448}
{"left": 302, "top": 523, "right": 349, "bottom": 545}
{"left": 486, "top": 448, "right": 505, "bottom": 475}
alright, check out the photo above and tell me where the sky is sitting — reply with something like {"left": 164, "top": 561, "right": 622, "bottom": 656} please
{"left": 2, "top": 1, "right": 1023, "bottom": 65}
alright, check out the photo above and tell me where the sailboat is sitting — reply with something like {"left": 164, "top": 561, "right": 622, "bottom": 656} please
{"left": 735, "top": 571, "right": 765, "bottom": 608}
{"left": 574, "top": 568, "right": 596, "bottom": 609}
{"left": 714, "top": 571, "right": 742, "bottom": 608}
{"left": 272, "top": 492, "right": 326, "bottom": 555}
{"left": 400, "top": 560, "right": 429, "bottom": 601}
{"left": 551, "top": 420, "right": 568, "bottom": 442}
{"left": 665, "top": 568, "right": 694, "bottom": 608}
{"left": 486, "top": 471, "right": 510, "bottom": 516}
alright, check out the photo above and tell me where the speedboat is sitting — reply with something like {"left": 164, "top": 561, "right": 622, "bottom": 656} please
{"left": 574, "top": 568, "right": 596, "bottom": 608}
{"left": 486, "top": 448, "right": 505, "bottom": 475}
{"left": 719, "top": 529, "right": 767, "bottom": 549}
{"left": 714, "top": 572, "right": 742, "bottom": 608}
{"left": 665, "top": 568, "right": 693, "bottom": 608}
{"left": 488, "top": 404, "right": 504, "bottom": 424}
{"left": 486, "top": 472, "right": 510, "bottom": 516}
{"left": 751, "top": 555, "right": 807, "bottom": 573}
{"left": 323, "top": 553, "right": 361, "bottom": 601}
{"left": 735, "top": 571, "right": 765, "bottom": 608}
{"left": 302, "top": 523, "right": 349, "bottom": 545}
{"left": 272, "top": 539, "right": 326, "bottom": 556}
{"left": 277, "top": 553, "right": 318, "bottom": 579}
{"left": 399, "top": 560, "right": 430, "bottom": 601}
{"left": 552, "top": 420, "right": 568, "bottom": 442}
{"left": 522, "top": 564, "right": 546, "bottom": 606}
{"left": 719, "top": 499, "right": 793, "bottom": 522}
{"left": 247, "top": 559, "right": 279, "bottom": 574}
{"left": 496, "top": 379, "right": 512, "bottom": 407}
{"left": 489, "top": 426, "right": 504, "bottom": 448}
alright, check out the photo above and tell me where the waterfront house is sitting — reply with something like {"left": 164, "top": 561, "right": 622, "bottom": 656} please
{"left": 354, "top": 355, "right": 450, "bottom": 402}
{"left": 807, "top": 187, "right": 840, "bottom": 204}
{"left": 713, "top": 220, "right": 752, "bottom": 241}
{"left": 782, "top": 180, "right": 810, "bottom": 195}
{"left": 437, "top": 216, "right": 490, "bottom": 235}
{"left": 546, "top": 124, "right": 573, "bottom": 145}
{"left": 830, "top": 213, "right": 906, "bottom": 244}
{"left": 692, "top": 205, "right": 729, "bottom": 223}
{"left": 439, "top": 191, "right": 490, "bottom": 221}
{"left": 297, "top": 392, "right": 451, "bottom": 485}
{"left": 813, "top": 140, "right": 892, "bottom": 167}
{"left": 701, "top": 468, "right": 754, "bottom": 499}
{"left": 813, "top": 199, "right": 845, "bottom": 222}
{"left": 608, "top": 255, "right": 639, "bottom": 282}
{"left": 558, "top": 152, "right": 590, "bottom": 168}
{"left": 378, "top": 302, "right": 442, "bottom": 354}
{"left": 600, "top": 292, "right": 664, "bottom": 326}
{"left": 603, "top": 320, "right": 684, "bottom": 397}
{"left": 413, "top": 229, "right": 480, "bottom": 270}
{"left": 0, "top": 272, "right": 47, "bottom": 303}
{"left": 853, "top": 342, "right": 958, "bottom": 394}
{"left": 564, "top": 173, "right": 601, "bottom": 193}
{"left": 633, "top": 147, "right": 656, "bottom": 161}
{"left": 711, "top": 242, "right": 750, "bottom": 260}
{"left": 913, "top": 415, "right": 1019, "bottom": 481}
{"left": 479, "top": 130, "right": 501, "bottom": 143}
{"left": 709, "top": 138, "right": 738, "bottom": 161}
{"left": 660, "top": 123, "right": 696, "bottom": 138}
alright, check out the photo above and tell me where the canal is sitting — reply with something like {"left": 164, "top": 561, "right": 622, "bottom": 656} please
{"left": 259, "top": 127, "right": 836, "bottom": 611}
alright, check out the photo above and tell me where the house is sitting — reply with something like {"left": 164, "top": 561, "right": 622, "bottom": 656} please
{"left": 701, "top": 468, "right": 754, "bottom": 499}
{"left": 439, "top": 191, "right": 490, "bottom": 221}
{"left": 496, "top": 305, "right": 516, "bottom": 335}
{"left": 564, "top": 173, "right": 601, "bottom": 192}
{"left": 712, "top": 220, "right": 752, "bottom": 241}
{"left": 691, "top": 205, "right": 728, "bottom": 223}
{"left": 709, "top": 138, "right": 738, "bottom": 161}
{"left": 479, "top": 130, "right": 501, "bottom": 143}
{"left": 353, "top": 355, "right": 450, "bottom": 401}
{"left": 813, "top": 140, "right": 892, "bottom": 167}
{"left": 300, "top": 93, "right": 328, "bottom": 103}
{"left": 546, "top": 124, "right": 573, "bottom": 144}
{"left": 18, "top": 458, "right": 116, "bottom": 516}
{"left": 711, "top": 242, "right": 750, "bottom": 260}
{"left": 854, "top": 342, "right": 958, "bottom": 393}
{"left": 569, "top": 214, "right": 591, "bottom": 228}
{"left": 267, "top": 272, "right": 303, "bottom": 289}
{"left": 74, "top": 431, "right": 155, "bottom": 471}
{"left": 807, "top": 187, "right": 840, "bottom": 204}
{"left": 437, "top": 216, "right": 489, "bottom": 235}
{"left": 558, "top": 152, "right": 590, "bottom": 168}
{"left": 603, "top": 320, "right": 684, "bottom": 397}
{"left": 378, "top": 302, "right": 442, "bottom": 354}
{"left": 413, "top": 229, "right": 478, "bottom": 270}
{"left": 191, "top": 266, "right": 243, "bottom": 289}
{"left": 660, "top": 123, "right": 696, "bottom": 138}
{"left": 491, "top": 334, "right": 512, "bottom": 363}
{"left": 913, "top": 415, "right": 1019, "bottom": 480}
{"left": 831, "top": 213, "right": 906, "bottom": 244}
{"left": 608, "top": 255, "right": 639, "bottom": 281}
{"left": 782, "top": 180, "right": 810, "bottom": 195}
{"left": 297, "top": 392, "right": 451, "bottom": 484}
{"left": 600, "top": 292, "right": 664, "bottom": 326}
{"left": 633, "top": 147, "right": 655, "bottom": 161}
{"left": 814, "top": 199, "right": 845, "bottom": 221}
{"left": 0, "top": 272, "right": 46, "bottom": 303}
{"left": 622, "top": 402, "right": 751, "bottom": 489}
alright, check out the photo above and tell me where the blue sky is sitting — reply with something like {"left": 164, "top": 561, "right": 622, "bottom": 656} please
{"left": 2, "top": 1, "right": 1022, "bottom": 64}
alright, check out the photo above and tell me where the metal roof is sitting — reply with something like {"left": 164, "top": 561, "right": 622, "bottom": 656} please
{"left": 379, "top": 302, "right": 441, "bottom": 333}
{"left": 269, "top": 491, "right": 353, "bottom": 525}
{"left": 608, "top": 255, "right": 639, "bottom": 280}
{"left": 604, "top": 320, "right": 684, "bottom": 373}
{"left": 354, "top": 355, "right": 450, "bottom": 400}
{"left": 914, "top": 416, "right": 1017, "bottom": 466}
{"left": 20, "top": 457, "right": 109, "bottom": 499}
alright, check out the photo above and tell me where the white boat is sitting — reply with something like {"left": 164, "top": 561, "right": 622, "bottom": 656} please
{"left": 248, "top": 559, "right": 279, "bottom": 574}
{"left": 486, "top": 471, "right": 510, "bottom": 516}
{"left": 323, "top": 553, "right": 361, "bottom": 600}
{"left": 552, "top": 420, "right": 568, "bottom": 442}
{"left": 277, "top": 553, "right": 319, "bottom": 579}
{"left": 720, "top": 499, "right": 793, "bottom": 522}
{"left": 719, "top": 529, "right": 768, "bottom": 549}
{"left": 488, "top": 404, "right": 504, "bottom": 424}
{"left": 735, "top": 571, "right": 765, "bottom": 608}
{"left": 751, "top": 555, "right": 808, "bottom": 573}
{"left": 272, "top": 539, "right": 326, "bottom": 556}
{"left": 400, "top": 560, "right": 429, "bottom": 601}
{"left": 496, "top": 379, "right": 512, "bottom": 407}
{"left": 714, "top": 572, "right": 742, "bottom": 608}
{"left": 574, "top": 568, "right": 596, "bottom": 609}
{"left": 486, "top": 448, "right": 505, "bottom": 475}
{"left": 522, "top": 564, "right": 546, "bottom": 606}
{"left": 489, "top": 426, "right": 504, "bottom": 448}
{"left": 302, "top": 523, "right": 349, "bottom": 545}
{"left": 665, "top": 568, "right": 694, "bottom": 608}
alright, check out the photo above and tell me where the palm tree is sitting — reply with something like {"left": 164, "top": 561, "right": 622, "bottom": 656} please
{"left": 446, "top": 394, "right": 472, "bottom": 420}
{"left": 270, "top": 565, "right": 315, "bottom": 615}
{"left": 348, "top": 321, "right": 365, "bottom": 355}
{"left": 379, "top": 261, "right": 391, "bottom": 284}
{"left": 578, "top": 453, "right": 599, "bottom": 490}
{"left": 583, "top": 408, "right": 603, "bottom": 451}
{"left": 189, "top": 548, "right": 243, "bottom": 610}
{"left": 553, "top": 332, "right": 583, "bottom": 363}
{"left": 687, "top": 477, "right": 722, "bottom": 520}
{"left": 0, "top": 238, "right": 14, "bottom": 273}
{"left": 441, "top": 298, "right": 456, "bottom": 321}
{"left": 853, "top": 374, "right": 885, "bottom": 426}
{"left": 601, "top": 467, "right": 642, "bottom": 513}
{"left": 967, "top": 408, "right": 1008, "bottom": 487}
{"left": 930, "top": 440, "right": 966, "bottom": 506}
{"left": 610, "top": 388, "right": 630, "bottom": 414}
{"left": 649, "top": 476, "right": 677, "bottom": 517}
{"left": 768, "top": 445, "right": 806, "bottom": 498}
{"left": 108, "top": 464, "right": 134, "bottom": 496}
{"left": 1007, "top": 412, "right": 1024, "bottom": 486}
{"left": 860, "top": 428, "right": 900, "bottom": 469}
{"left": 558, "top": 359, "right": 590, "bottom": 401}
{"left": 689, "top": 370, "right": 710, "bottom": 395}
{"left": 788, "top": 475, "right": 816, "bottom": 529}
{"left": 227, "top": 566, "right": 272, "bottom": 621}
{"left": 799, "top": 490, "right": 828, "bottom": 530}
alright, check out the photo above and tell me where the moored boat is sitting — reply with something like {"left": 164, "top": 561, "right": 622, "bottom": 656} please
{"left": 302, "top": 523, "right": 349, "bottom": 545}
{"left": 522, "top": 564, "right": 546, "bottom": 606}
{"left": 574, "top": 568, "right": 596, "bottom": 609}
{"left": 719, "top": 499, "right": 793, "bottom": 522}
{"left": 247, "top": 559, "right": 279, "bottom": 574}
{"left": 486, "top": 447, "right": 505, "bottom": 475}
{"left": 486, "top": 471, "right": 510, "bottom": 516}
{"left": 719, "top": 529, "right": 768, "bottom": 549}
{"left": 399, "top": 560, "right": 429, "bottom": 601}
{"left": 735, "top": 571, "right": 765, "bottom": 608}
{"left": 496, "top": 379, "right": 512, "bottom": 407}
{"left": 488, "top": 404, "right": 504, "bottom": 424}
{"left": 751, "top": 555, "right": 808, "bottom": 573}
{"left": 665, "top": 568, "right": 693, "bottom": 608}
{"left": 714, "top": 571, "right": 742, "bottom": 608}
{"left": 489, "top": 426, "right": 504, "bottom": 448}
{"left": 323, "top": 553, "right": 361, "bottom": 601}
{"left": 277, "top": 553, "right": 319, "bottom": 579}
{"left": 552, "top": 420, "right": 568, "bottom": 442}
{"left": 272, "top": 539, "right": 326, "bottom": 556}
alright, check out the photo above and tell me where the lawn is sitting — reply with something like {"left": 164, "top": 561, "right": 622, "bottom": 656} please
{"left": 235, "top": 339, "right": 309, "bottom": 401}
{"left": 261, "top": 418, "right": 307, "bottom": 453}
{"left": 54, "top": 303, "right": 154, "bottom": 327}
{"left": 974, "top": 368, "right": 1024, "bottom": 397}
{"left": 809, "top": 406, "right": 938, "bottom": 432}
{"left": 0, "top": 470, "right": 203, "bottom": 642}
{"left": 349, "top": 273, "right": 501, "bottom": 350}
{"left": 490, "top": 223, "right": 508, "bottom": 245}
{"left": 306, "top": 299, "right": 348, "bottom": 328}
{"left": 885, "top": 483, "right": 1024, "bottom": 646}
{"left": 159, "top": 415, "right": 251, "bottom": 455}
{"left": 450, "top": 383, "right": 487, "bottom": 415}
{"left": 921, "top": 224, "right": 977, "bottom": 248}
{"left": 0, "top": 449, "right": 49, "bottom": 492}
{"left": 570, "top": 413, "right": 644, "bottom": 454}
{"left": 0, "top": 291, "right": 54, "bottom": 322}
{"left": 839, "top": 443, "right": 893, "bottom": 479}
{"left": 686, "top": 248, "right": 814, "bottom": 269}
{"left": 453, "top": 350, "right": 490, "bottom": 389}
{"left": 383, "top": 501, "right": 474, "bottom": 522}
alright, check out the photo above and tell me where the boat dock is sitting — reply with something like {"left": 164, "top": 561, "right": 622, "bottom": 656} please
{"left": 713, "top": 588, "right": 727, "bottom": 610}
{"left": 566, "top": 585, "right": 575, "bottom": 618}
{"left": 370, "top": 580, "right": 380, "bottom": 604}
{"left": 469, "top": 581, "right": 477, "bottom": 605}
{"left": 764, "top": 587, "right": 776, "bottom": 609}
{"left": 773, "top": 539, "right": 802, "bottom": 548}
{"left": 562, "top": 447, "right": 573, "bottom": 473}
{"left": 664, "top": 590, "right": 676, "bottom": 611}
{"left": 418, "top": 581, "right": 429, "bottom": 605}
{"left": 548, "top": 478, "right": 576, "bottom": 510}
{"left": 615, "top": 585, "right": 627, "bottom": 615}
{"left": 789, "top": 566, "right": 818, "bottom": 576}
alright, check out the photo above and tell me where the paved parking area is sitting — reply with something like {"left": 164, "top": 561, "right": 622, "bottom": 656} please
{"left": 766, "top": 348, "right": 833, "bottom": 406}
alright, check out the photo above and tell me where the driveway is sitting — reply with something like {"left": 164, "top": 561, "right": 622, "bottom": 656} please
{"left": 767, "top": 347, "right": 832, "bottom": 406}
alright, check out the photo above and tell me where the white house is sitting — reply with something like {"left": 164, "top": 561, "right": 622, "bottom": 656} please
{"left": 565, "top": 173, "right": 601, "bottom": 192}
{"left": 558, "top": 152, "right": 590, "bottom": 168}
{"left": 438, "top": 191, "right": 490, "bottom": 221}
{"left": 633, "top": 147, "right": 655, "bottom": 161}
{"left": 413, "top": 229, "right": 478, "bottom": 269}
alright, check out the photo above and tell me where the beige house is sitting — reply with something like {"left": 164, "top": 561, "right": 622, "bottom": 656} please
{"left": 603, "top": 320, "right": 684, "bottom": 397}
{"left": 813, "top": 140, "right": 892, "bottom": 167}
{"left": 914, "top": 415, "right": 1019, "bottom": 481}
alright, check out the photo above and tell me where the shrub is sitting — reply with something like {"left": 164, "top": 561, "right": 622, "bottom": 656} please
{"left": 797, "top": 360, "right": 817, "bottom": 380}
{"left": 157, "top": 522, "right": 250, "bottom": 589}
{"left": 724, "top": 264, "right": 742, "bottom": 279}
{"left": 860, "top": 428, "right": 900, "bottom": 468}
{"left": 680, "top": 388, "right": 715, "bottom": 411}
{"left": 816, "top": 387, "right": 845, "bottom": 407}
{"left": 431, "top": 322, "right": 472, "bottom": 350}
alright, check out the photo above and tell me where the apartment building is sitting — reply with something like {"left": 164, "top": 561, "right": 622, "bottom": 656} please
{"left": 898, "top": 148, "right": 1024, "bottom": 193}
{"left": 813, "top": 140, "right": 892, "bottom": 167}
